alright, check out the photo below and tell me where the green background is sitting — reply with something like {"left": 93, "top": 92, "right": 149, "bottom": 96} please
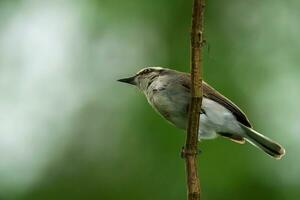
{"left": 0, "top": 0, "right": 299, "bottom": 199}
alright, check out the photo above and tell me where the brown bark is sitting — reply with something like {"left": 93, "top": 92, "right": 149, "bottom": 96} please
{"left": 182, "top": 0, "right": 205, "bottom": 200}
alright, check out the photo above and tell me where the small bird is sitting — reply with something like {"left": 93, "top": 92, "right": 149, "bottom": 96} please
{"left": 118, "top": 67, "right": 285, "bottom": 159}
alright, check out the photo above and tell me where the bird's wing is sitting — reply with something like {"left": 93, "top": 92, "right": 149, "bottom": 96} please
{"left": 179, "top": 72, "right": 252, "bottom": 128}
{"left": 202, "top": 81, "right": 252, "bottom": 128}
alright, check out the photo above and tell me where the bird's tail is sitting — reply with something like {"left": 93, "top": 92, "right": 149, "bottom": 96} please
{"left": 240, "top": 124, "right": 285, "bottom": 159}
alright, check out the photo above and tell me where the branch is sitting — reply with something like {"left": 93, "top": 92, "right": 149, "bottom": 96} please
{"left": 182, "top": 0, "right": 205, "bottom": 200}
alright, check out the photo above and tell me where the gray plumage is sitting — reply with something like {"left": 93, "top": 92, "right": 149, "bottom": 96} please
{"left": 118, "top": 67, "right": 285, "bottom": 159}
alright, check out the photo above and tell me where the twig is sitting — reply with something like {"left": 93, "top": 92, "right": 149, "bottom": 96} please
{"left": 182, "top": 0, "right": 205, "bottom": 200}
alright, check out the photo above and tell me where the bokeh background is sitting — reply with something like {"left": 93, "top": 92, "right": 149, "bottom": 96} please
{"left": 0, "top": 0, "right": 299, "bottom": 199}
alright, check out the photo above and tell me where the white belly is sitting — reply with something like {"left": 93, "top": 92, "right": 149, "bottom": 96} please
{"left": 147, "top": 85, "right": 243, "bottom": 140}
{"left": 199, "top": 98, "right": 243, "bottom": 140}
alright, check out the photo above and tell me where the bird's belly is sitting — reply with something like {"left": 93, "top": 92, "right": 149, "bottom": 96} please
{"left": 149, "top": 93, "right": 242, "bottom": 140}
{"left": 198, "top": 98, "right": 243, "bottom": 139}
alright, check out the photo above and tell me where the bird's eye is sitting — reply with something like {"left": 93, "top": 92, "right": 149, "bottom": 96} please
{"left": 140, "top": 68, "right": 152, "bottom": 75}
{"left": 144, "top": 69, "right": 151, "bottom": 73}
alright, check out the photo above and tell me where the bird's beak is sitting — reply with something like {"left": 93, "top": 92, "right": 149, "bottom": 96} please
{"left": 117, "top": 76, "right": 136, "bottom": 85}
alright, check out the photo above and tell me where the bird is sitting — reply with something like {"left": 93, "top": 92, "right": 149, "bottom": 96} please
{"left": 118, "top": 67, "right": 285, "bottom": 159}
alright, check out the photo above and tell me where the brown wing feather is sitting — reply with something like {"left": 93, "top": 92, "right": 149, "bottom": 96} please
{"left": 178, "top": 72, "right": 252, "bottom": 128}
{"left": 202, "top": 81, "right": 252, "bottom": 128}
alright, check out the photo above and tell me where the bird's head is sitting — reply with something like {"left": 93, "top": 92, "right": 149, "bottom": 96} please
{"left": 118, "top": 67, "right": 168, "bottom": 91}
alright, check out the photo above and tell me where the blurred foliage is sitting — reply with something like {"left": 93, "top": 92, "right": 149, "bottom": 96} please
{"left": 0, "top": 0, "right": 299, "bottom": 200}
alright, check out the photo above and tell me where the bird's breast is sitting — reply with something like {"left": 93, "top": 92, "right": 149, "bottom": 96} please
{"left": 147, "top": 88, "right": 189, "bottom": 129}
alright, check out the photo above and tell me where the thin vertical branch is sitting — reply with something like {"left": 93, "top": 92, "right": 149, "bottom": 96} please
{"left": 182, "top": 0, "right": 205, "bottom": 200}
